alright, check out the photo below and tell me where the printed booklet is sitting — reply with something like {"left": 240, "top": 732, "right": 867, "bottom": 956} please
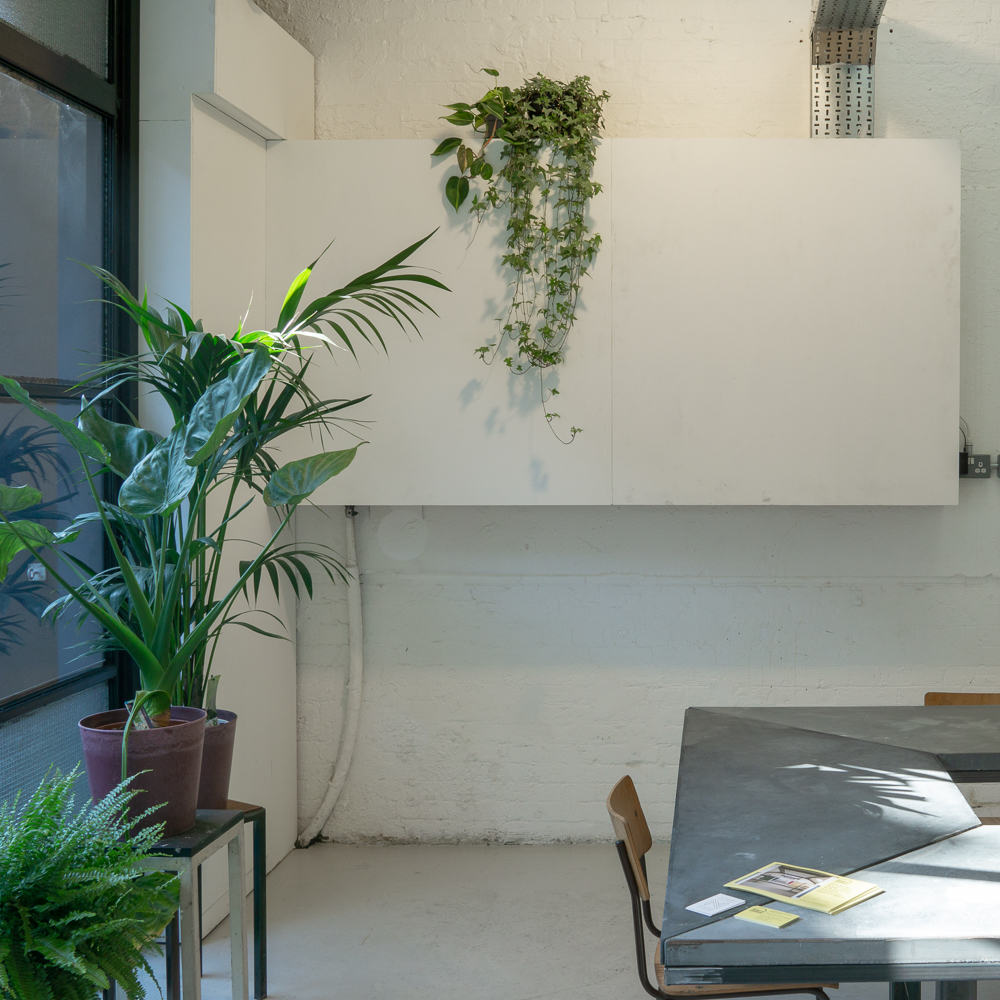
{"left": 724, "top": 862, "right": 882, "bottom": 915}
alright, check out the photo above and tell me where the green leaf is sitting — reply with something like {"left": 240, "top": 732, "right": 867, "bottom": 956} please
{"left": 263, "top": 447, "right": 361, "bottom": 507}
{"left": 469, "top": 158, "right": 482, "bottom": 178}
{"left": 0, "top": 521, "right": 79, "bottom": 578}
{"left": 480, "top": 162, "right": 494, "bottom": 180}
{"left": 0, "top": 521, "right": 51, "bottom": 578}
{"left": 0, "top": 376, "right": 108, "bottom": 464}
{"left": 184, "top": 346, "right": 273, "bottom": 466}
{"left": 478, "top": 99, "right": 505, "bottom": 119}
{"left": 456, "top": 145, "right": 469, "bottom": 172}
{"left": 0, "top": 484, "right": 43, "bottom": 513}
{"left": 276, "top": 239, "right": 335, "bottom": 332}
{"left": 119, "top": 426, "right": 197, "bottom": 517}
{"left": 441, "top": 110, "right": 474, "bottom": 126}
{"left": 432, "top": 137, "right": 462, "bottom": 157}
{"left": 481, "top": 67, "right": 500, "bottom": 77}
{"left": 446, "top": 175, "right": 470, "bottom": 211}
{"left": 78, "top": 407, "right": 163, "bottom": 479}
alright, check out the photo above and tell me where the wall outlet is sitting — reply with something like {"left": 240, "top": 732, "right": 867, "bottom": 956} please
{"left": 961, "top": 454, "right": 992, "bottom": 478}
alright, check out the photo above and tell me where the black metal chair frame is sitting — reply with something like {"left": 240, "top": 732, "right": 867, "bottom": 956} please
{"left": 614, "top": 840, "right": 830, "bottom": 1000}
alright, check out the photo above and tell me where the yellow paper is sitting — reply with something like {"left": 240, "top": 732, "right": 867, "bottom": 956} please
{"left": 735, "top": 906, "right": 800, "bottom": 929}
{"left": 724, "top": 862, "right": 881, "bottom": 915}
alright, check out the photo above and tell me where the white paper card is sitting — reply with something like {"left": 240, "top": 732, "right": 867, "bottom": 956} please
{"left": 685, "top": 893, "right": 745, "bottom": 916}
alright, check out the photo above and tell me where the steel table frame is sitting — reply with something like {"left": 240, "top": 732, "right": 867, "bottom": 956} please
{"left": 140, "top": 809, "right": 249, "bottom": 1000}
{"left": 660, "top": 706, "right": 1000, "bottom": 1000}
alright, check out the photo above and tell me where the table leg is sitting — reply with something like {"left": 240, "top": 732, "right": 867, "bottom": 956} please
{"left": 197, "top": 864, "right": 203, "bottom": 973}
{"left": 892, "top": 984, "right": 921, "bottom": 1000}
{"left": 165, "top": 914, "right": 180, "bottom": 1000}
{"left": 251, "top": 813, "right": 267, "bottom": 999}
{"left": 179, "top": 863, "right": 202, "bottom": 1000}
{"left": 227, "top": 826, "right": 249, "bottom": 1000}
{"left": 936, "top": 985, "right": 977, "bottom": 1000}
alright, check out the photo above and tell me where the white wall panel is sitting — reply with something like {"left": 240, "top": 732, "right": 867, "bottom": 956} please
{"left": 268, "top": 138, "right": 959, "bottom": 505}
{"left": 265, "top": 139, "right": 614, "bottom": 505}
{"left": 612, "top": 138, "right": 961, "bottom": 505}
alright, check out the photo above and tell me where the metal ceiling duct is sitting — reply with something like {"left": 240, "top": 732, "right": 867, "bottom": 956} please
{"left": 812, "top": 0, "right": 887, "bottom": 136}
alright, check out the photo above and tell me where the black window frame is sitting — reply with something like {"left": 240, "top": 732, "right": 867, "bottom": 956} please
{"left": 0, "top": 0, "right": 139, "bottom": 723}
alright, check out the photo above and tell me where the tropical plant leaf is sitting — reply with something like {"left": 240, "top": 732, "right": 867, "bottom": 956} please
{"left": 184, "top": 346, "right": 272, "bottom": 466}
{"left": 0, "top": 484, "right": 43, "bottom": 514}
{"left": 119, "top": 426, "right": 196, "bottom": 517}
{"left": 446, "top": 174, "right": 470, "bottom": 210}
{"left": 0, "top": 521, "right": 79, "bottom": 578}
{"left": 432, "top": 136, "right": 462, "bottom": 157}
{"left": 441, "top": 110, "right": 474, "bottom": 126}
{"left": 0, "top": 377, "right": 107, "bottom": 464}
{"left": 262, "top": 447, "right": 361, "bottom": 506}
{"left": 77, "top": 407, "right": 162, "bottom": 480}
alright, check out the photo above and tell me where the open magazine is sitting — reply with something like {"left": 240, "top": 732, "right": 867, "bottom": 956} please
{"left": 725, "top": 862, "right": 882, "bottom": 915}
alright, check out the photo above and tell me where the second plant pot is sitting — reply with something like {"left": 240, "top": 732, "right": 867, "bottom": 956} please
{"left": 198, "top": 710, "right": 238, "bottom": 809}
{"left": 79, "top": 706, "right": 206, "bottom": 837}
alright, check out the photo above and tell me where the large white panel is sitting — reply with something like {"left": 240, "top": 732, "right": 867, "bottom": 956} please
{"left": 190, "top": 100, "right": 267, "bottom": 334}
{"left": 211, "top": 0, "right": 314, "bottom": 140}
{"left": 612, "top": 139, "right": 960, "bottom": 505}
{"left": 265, "top": 139, "right": 613, "bottom": 505}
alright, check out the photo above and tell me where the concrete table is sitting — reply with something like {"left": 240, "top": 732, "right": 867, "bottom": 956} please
{"left": 661, "top": 707, "right": 1000, "bottom": 1000}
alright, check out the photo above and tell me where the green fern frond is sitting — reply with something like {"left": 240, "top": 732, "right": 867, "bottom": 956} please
{"left": 0, "top": 768, "right": 178, "bottom": 1000}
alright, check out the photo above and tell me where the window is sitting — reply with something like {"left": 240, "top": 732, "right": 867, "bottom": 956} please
{"left": 0, "top": 0, "right": 137, "bottom": 792}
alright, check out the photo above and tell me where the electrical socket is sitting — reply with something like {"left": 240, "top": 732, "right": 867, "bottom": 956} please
{"left": 961, "top": 454, "right": 991, "bottom": 478}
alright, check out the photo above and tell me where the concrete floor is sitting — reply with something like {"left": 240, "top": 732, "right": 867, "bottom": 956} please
{"left": 136, "top": 844, "right": 1000, "bottom": 1000}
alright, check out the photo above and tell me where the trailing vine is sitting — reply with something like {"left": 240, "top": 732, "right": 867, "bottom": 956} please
{"left": 434, "top": 71, "right": 608, "bottom": 443}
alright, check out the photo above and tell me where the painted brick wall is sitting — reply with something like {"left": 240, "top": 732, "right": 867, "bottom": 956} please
{"left": 271, "top": 0, "right": 1000, "bottom": 843}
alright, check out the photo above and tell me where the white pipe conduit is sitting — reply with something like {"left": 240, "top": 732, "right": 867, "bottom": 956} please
{"left": 297, "top": 505, "right": 364, "bottom": 847}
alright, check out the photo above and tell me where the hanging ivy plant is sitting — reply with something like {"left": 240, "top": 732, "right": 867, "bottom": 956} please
{"left": 434, "top": 70, "right": 609, "bottom": 443}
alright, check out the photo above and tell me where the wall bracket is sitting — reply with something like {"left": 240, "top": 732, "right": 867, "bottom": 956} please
{"left": 812, "top": 0, "right": 887, "bottom": 137}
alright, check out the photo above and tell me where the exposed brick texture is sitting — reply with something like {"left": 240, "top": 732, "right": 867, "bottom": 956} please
{"left": 278, "top": 1, "right": 1000, "bottom": 843}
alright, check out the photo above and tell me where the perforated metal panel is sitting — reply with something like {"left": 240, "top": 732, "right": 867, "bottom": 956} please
{"left": 814, "top": 0, "right": 886, "bottom": 30}
{"left": 813, "top": 64, "right": 874, "bottom": 137}
{"left": 811, "top": 0, "right": 885, "bottom": 137}
{"left": 0, "top": 682, "right": 109, "bottom": 808}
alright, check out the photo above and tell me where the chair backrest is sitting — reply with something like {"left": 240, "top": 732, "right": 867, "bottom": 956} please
{"left": 607, "top": 775, "right": 653, "bottom": 901}
{"left": 925, "top": 692, "right": 1000, "bottom": 706}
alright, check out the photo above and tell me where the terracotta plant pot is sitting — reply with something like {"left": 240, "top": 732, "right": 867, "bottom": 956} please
{"left": 79, "top": 706, "right": 206, "bottom": 837}
{"left": 198, "top": 710, "right": 238, "bottom": 809}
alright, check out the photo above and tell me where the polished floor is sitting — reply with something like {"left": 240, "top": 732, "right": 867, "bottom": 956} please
{"left": 137, "top": 843, "right": 1000, "bottom": 1000}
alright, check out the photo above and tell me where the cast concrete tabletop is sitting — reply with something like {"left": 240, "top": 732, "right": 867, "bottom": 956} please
{"left": 661, "top": 706, "right": 1000, "bottom": 989}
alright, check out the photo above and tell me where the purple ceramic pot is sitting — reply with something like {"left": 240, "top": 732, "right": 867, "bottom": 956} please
{"left": 79, "top": 706, "right": 206, "bottom": 837}
{"left": 197, "top": 710, "right": 238, "bottom": 809}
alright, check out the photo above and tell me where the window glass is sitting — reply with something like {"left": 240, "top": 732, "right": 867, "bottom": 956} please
{"left": 0, "top": 0, "right": 109, "bottom": 79}
{"left": 0, "top": 399, "right": 103, "bottom": 703}
{"left": 0, "top": 66, "right": 105, "bottom": 385}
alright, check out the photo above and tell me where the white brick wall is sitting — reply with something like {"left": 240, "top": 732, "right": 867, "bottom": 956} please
{"left": 271, "top": 0, "right": 1000, "bottom": 843}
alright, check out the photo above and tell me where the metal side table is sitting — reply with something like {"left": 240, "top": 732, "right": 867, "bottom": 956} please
{"left": 140, "top": 809, "right": 249, "bottom": 1000}
{"left": 226, "top": 800, "right": 267, "bottom": 999}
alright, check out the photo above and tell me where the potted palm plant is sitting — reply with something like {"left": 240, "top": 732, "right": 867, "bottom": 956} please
{"left": 0, "top": 233, "right": 446, "bottom": 834}
{"left": 0, "top": 768, "right": 179, "bottom": 1000}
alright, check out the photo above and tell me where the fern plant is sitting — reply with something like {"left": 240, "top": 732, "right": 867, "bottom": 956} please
{"left": 0, "top": 769, "right": 178, "bottom": 1000}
